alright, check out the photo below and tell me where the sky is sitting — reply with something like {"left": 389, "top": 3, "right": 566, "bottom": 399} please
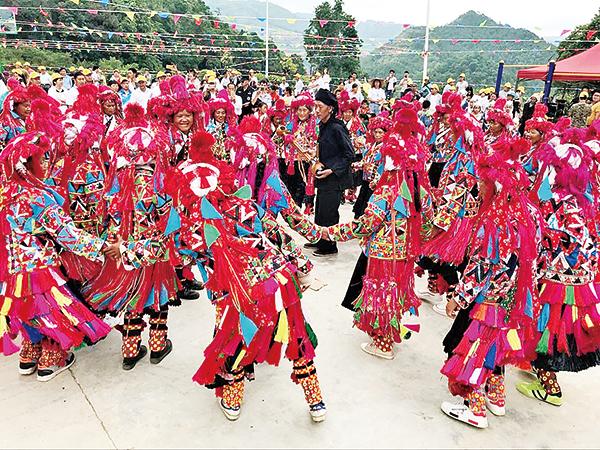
{"left": 270, "top": 0, "right": 599, "bottom": 39}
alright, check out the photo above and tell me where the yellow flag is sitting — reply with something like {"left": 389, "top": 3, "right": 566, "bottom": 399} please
{"left": 124, "top": 11, "right": 135, "bottom": 21}
{"left": 149, "top": 11, "right": 157, "bottom": 18}
{"left": 274, "top": 310, "right": 289, "bottom": 344}
{"left": 432, "top": 39, "right": 440, "bottom": 44}
{"left": 69, "top": 0, "right": 80, "bottom": 5}
{"left": 14, "top": 274, "right": 22, "bottom": 298}
{"left": 0, "top": 297, "right": 12, "bottom": 316}
{"left": 507, "top": 329, "right": 522, "bottom": 351}
{"left": 287, "top": 18, "right": 297, "bottom": 24}
{"left": 232, "top": 349, "right": 247, "bottom": 371}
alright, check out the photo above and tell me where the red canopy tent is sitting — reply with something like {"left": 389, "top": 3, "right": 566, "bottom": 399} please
{"left": 517, "top": 43, "right": 600, "bottom": 81}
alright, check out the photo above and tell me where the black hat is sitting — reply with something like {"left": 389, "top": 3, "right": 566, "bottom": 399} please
{"left": 315, "top": 88, "right": 337, "bottom": 108}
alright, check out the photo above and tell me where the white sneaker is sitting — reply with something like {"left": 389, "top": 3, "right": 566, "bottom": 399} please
{"left": 18, "top": 361, "right": 38, "bottom": 375}
{"left": 219, "top": 399, "right": 241, "bottom": 421}
{"left": 37, "top": 352, "right": 75, "bottom": 382}
{"left": 441, "top": 400, "right": 488, "bottom": 429}
{"left": 433, "top": 300, "right": 450, "bottom": 317}
{"left": 485, "top": 397, "right": 506, "bottom": 416}
{"left": 309, "top": 402, "right": 327, "bottom": 423}
{"left": 416, "top": 288, "right": 443, "bottom": 304}
{"left": 360, "top": 342, "right": 395, "bottom": 360}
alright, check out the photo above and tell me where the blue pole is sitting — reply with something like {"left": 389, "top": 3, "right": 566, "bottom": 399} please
{"left": 494, "top": 60, "right": 504, "bottom": 96}
{"left": 542, "top": 60, "right": 556, "bottom": 105}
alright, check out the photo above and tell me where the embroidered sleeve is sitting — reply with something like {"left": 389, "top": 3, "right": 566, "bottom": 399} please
{"left": 326, "top": 195, "right": 387, "bottom": 241}
{"left": 39, "top": 194, "right": 105, "bottom": 261}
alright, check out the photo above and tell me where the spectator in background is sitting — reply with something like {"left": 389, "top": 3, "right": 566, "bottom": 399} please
{"left": 48, "top": 73, "right": 68, "bottom": 110}
{"left": 203, "top": 78, "right": 219, "bottom": 101}
{"left": 418, "top": 99, "right": 433, "bottom": 128}
{"left": 443, "top": 77, "right": 455, "bottom": 93}
{"left": 368, "top": 78, "right": 386, "bottom": 114}
{"left": 227, "top": 82, "right": 243, "bottom": 117}
{"left": 456, "top": 73, "right": 468, "bottom": 96}
{"left": 151, "top": 71, "right": 167, "bottom": 98}
{"left": 498, "top": 82, "right": 512, "bottom": 99}
{"left": 60, "top": 67, "right": 73, "bottom": 90}
{"left": 82, "top": 68, "right": 94, "bottom": 84}
{"left": 588, "top": 90, "right": 600, "bottom": 125}
{"left": 384, "top": 69, "right": 397, "bottom": 100}
{"left": 349, "top": 83, "right": 364, "bottom": 103}
{"left": 188, "top": 69, "right": 201, "bottom": 90}
{"left": 91, "top": 66, "right": 105, "bottom": 86}
{"left": 320, "top": 68, "right": 331, "bottom": 90}
{"left": 111, "top": 69, "right": 122, "bottom": 83}
{"left": 65, "top": 70, "right": 86, "bottom": 106}
{"left": 118, "top": 78, "right": 132, "bottom": 106}
{"left": 38, "top": 66, "right": 52, "bottom": 91}
{"left": 249, "top": 69, "right": 258, "bottom": 88}
{"left": 283, "top": 86, "right": 294, "bottom": 107}
{"left": 569, "top": 92, "right": 592, "bottom": 128}
{"left": 252, "top": 78, "right": 272, "bottom": 108}
{"left": 107, "top": 79, "right": 120, "bottom": 94}
{"left": 294, "top": 73, "right": 305, "bottom": 96}
{"left": 126, "top": 68, "right": 138, "bottom": 91}
{"left": 278, "top": 78, "right": 289, "bottom": 96}
{"left": 398, "top": 70, "right": 411, "bottom": 93}
{"left": 237, "top": 76, "right": 255, "bottom": 117}
{"left": 426, "top": 83, "right": 442, "bottom": 109}
{"left": 129, "top": 75, "right": 152, "bottom": 110}
{"left": 420, "top": 76, "right": 431, "bottom": 99}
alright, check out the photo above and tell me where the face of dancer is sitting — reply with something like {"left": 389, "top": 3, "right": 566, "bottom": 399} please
{"left": 297, "top": 105, "right": 310, "bottom": 122}
{"left": 14, "top": 101, "right": 31, "bottom": 120}
{"left": 272, "top": 116, "right": 282, "bottom": 127}
{"left": 442, "top": 113, "right": 450, "bottom": 127}
{"left": 102, "top": 100, "right": 116, "bottom": 116}
{"left": 214, "top": 108, "right": 226, "bottom": 123}
{"left": 26, "top": 151, "right": 50, "bottom": 179}
{"left": 488, "top": 119, "right": 503, "bottom": 135}
{"left": 525, "top": 128, "right": 542, "bottom": 144}
{"left": 342, "top": 109, "right": 353, "bottom": 122}
{"left": 372, "top": 128, "right": 385, "bottom": 142}
{"left": 174, "top": 110, "right": 194, "bottom": 133}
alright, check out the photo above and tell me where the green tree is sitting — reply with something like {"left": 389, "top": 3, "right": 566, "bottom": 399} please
{"left": 558, "top": 7, "right": 600, "bottom": 59}
{"left": 304, "top": 0, "right": 362, "bottom": 81}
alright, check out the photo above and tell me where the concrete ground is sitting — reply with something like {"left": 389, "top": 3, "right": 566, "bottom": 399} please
{"left": 1, "top": 204, "right": 600, "bottom": 449}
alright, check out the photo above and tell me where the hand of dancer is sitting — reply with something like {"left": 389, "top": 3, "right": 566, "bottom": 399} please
{"left": 446, "top": 297, "right": 459, "bottom": 319}
{"left": 315, "top": 168, "right": 333, "bottom": 179}
{"left": 103, "top": 236, "right": 124, "bottom": 260}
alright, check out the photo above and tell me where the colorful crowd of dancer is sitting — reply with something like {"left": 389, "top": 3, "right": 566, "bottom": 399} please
{"left": 1, "top": 63, "right": 600, "bottom": 429}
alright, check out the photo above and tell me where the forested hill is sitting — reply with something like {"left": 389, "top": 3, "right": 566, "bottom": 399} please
{"left": 361, "top": 10, "right": 557, "bottom": 87}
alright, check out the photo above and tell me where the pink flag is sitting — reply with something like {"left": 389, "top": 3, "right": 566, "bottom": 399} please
{"left": 560, "top": 29, "right": 571, "bottom": 36}
{"left": 347, "top": 20, "right": 355, "bottom": 28}
{"left": 195, "top": 17, "right": 202, "bottom": 26}
{"left": 39, "top": 6, "right": 48, "bottom": 16}
{"left": 88, "top": 9, "right": 99, "bottom": 15}
{"left": 451, "top": 39, "right": 459, "bottom": 45}
{"left": 172, "top": 14, "right": 182, "bottom": 25}
{"left": 586, "top": 30, "right": 598, "bottom": 40}
{"left": 214, "top": 20, "right": 220, "bottom": 28}
{"left": 318, "top": 19, "right": 329, "bottom": 28}
{"left": 8, "top": 7, "right": 18, "bottom": 15}
{"left": 402, "top": 24, "right": 410, "bottom": 29}
{"left": 471, "top": 39, "right": 480, "bottom": 44}
{"left": 231, "top": 23, "right": 237, "bottom": 30}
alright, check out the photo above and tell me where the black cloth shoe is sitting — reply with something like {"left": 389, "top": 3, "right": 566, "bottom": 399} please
{"left": 313, "top": 248, "right": 338, "bottom": 257}
{"left": 122, "top": 345, "right": 148, "bottom": 371}
{"left": 304, "top": 242, "right": 319, "bottom": 249}
{"left": 177, "top": 287, "right": 200, "bottom": 301}
{"left": 150, "top": 339, "right": 173, "bottom": 365}
{"left": 184, "top": 279, "right": 204, "bottom": 291}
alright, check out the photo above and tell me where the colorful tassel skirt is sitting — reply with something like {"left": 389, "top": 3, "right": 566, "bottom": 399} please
{"left": 83, "top": 258, "right": 180, "bottom": 315}
{"left": 192, "top": 267, "right": 317, "bottom": 388}
{"left": 0, "top": 268, "right": 111, "bottom": 356}
{"left": 352, "top": 258, "right": 421, "bottom": 344}
{"left": 529, "top": 281, "right": 600, "bottom": 372}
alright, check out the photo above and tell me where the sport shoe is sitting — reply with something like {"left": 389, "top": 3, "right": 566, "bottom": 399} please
{"left": 303, "top": 242, "right": 319, "bottom": 249}
{"left": 37, "top": 352, "right": 76, "bottom": 382}
{"left": 177, "top": 287, "right": 200, "bottom": 301}
{"left": 441, "top": 400, "right": 488, "bottom": 429}
{"left": 309, "top": 401, "right": 327, "bottom": 423}
{"left": 19, "top": 361, "right": 38, "bottom": 376}
{"left": 312, "top": 248, "right": 338, "bottom": 257}
{"left": 416, "top": 288, "right": 443, "bottom": 304}
{"left": 360, "top": 342, "right": 395, "bottom": 360}
{"left": 485, "top": 396, "right": 506, "bottom": 416}
{"left": 150, "top": 339, "right": 172, "bottom": 365}
{"left": 433, "top": 300, "right": 450, "bottom": 317}
{"left": 184, "top": 279, "right": 204, "bottom": 291}
{"left": 516, "top": 380, "right": 562, "bottom": 406}
{"left": 122, "top": 345, "right": 148, "bottom": 371}
{"left": 219, "top": 398, "right": 241, "bottom": 421}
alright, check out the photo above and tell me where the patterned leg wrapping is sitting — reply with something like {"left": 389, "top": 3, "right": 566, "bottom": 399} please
{"left": 293, "top": 358, "right": 323, "bottom": 407}
{"left": 466, "top": 389, "right": 487, "bottom": 417}
{"left": 121, "top": 313, "right": 145, "bottom": 359}
{"left": 148, "top": 306, "right": 169, "bottom": 353}
{"left": 373, "top": 335, "right": 394, "bottom": 352}
{"left": 485, "top": 374, "right": 506, "bottom": 408}
{"left": 39, "top": 339, "right": 68, "bottom": 369}
{"left": 221, "top": 371, "right": 245, "bottom": 409}
{"left": 19, "top": 339, "right": 42, "bottom": 364}
{"left": 536, "top": 369, "right": 562, "bottom": 397}
{"left": 428, "top": 273, "right": 439, "bottom": 294}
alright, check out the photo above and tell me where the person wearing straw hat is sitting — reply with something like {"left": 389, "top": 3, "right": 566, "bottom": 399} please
{"left": 129, "top": 75, "right": 152, "bottom": 111}
{"left": 368, "top": 78, "right": 386, "bottom": 114}
{"left": 499, "top": 82, "right": 513, "bottom": 99}
{"left": 48, "top": 73, "right": 68, "bottom": 111}
{"left": 443, "top": 77, "right": 455, "bottom": 94}
{"left": 456, "top": 73, "right": 468, "bottom": 96}
{"left": 38, "top": 66, "right": 52, "bottom": 91}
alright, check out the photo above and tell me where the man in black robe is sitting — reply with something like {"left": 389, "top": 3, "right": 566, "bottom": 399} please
{"left": 307, "top": 89, "right": 354, "bottom": 256}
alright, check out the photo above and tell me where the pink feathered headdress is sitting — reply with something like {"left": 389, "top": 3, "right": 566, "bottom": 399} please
{"left": 525, "top": 103, "right": 553, "bottom": 135}
{"left": 338, "top": 90, "right": 360, "bottom": 113}
{"left": 486, "top": 98, "right": 513, "bottom": 127}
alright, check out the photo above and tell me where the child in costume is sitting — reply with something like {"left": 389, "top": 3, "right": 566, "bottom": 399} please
{"left": 83, "top": 104, "right": 181, "bottom": 371}
{"left": 516, "top": 128, "right": 600, "bottom": 407}
{"left": 206, "top": 94, "right": 237, "bottom": 163}
{"left": 440, "top": 138, "right": 542, "bottom": 429}
{"left": 0, "top": 131, "right": 111, "bottom": 381}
